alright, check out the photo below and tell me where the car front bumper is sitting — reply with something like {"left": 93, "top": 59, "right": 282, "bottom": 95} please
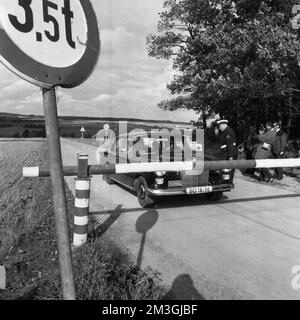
{"left": 147, "top": 183, "right": 234, "bottom": 196}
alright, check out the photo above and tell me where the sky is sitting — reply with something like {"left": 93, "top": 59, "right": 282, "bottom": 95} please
{"left": 0, "top": 0, "right": 198, "bottom": 122}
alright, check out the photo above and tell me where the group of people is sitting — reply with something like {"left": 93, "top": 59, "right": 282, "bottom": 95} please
{"left": 213, "top": 119, "right": 288, "bottom": 183}
{"left": 243, "top": 122, "right": 288, "bottom": 182}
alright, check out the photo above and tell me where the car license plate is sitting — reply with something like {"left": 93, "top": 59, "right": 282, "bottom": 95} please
{"left": 186, "top": 186, "right": 213, "bottom": 194}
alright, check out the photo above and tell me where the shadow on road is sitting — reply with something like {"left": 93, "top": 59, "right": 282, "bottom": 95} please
{"left": 88, "top": 205, "right": 123, "bottom": 241}
{"left": 90, "top": 206, "right": 144, "bottom": 216}
{"left": 156, "top": 193, "right": 300, "bottom": 209}
{"left": 135, "top": 209, "right": 159, "bottom": 268}
{"left": 88, "top": 207, "right": 160, "bottom": 267}
{"left": 106, "top": 177, "right": 299, "bottom": 210}
{"left": 162, "top": 274, "right": 205, "bottom": 300}
{"left": 88, "top": 193, "right": 299, "bottom": 217}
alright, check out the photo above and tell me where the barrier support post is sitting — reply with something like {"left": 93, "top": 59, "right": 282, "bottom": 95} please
{"left": 73, "top": 154, "right": 91, "bottom": 247}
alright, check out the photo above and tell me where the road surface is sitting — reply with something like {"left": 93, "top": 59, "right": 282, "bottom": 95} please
{"left": 61, "top": 138, "right": 300, "bottom": 300}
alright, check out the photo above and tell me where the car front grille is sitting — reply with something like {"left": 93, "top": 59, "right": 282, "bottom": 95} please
{"left": 181, "top": 170, "right": 209, "bottom": 188}
{"left": 166, "top": 171, "right": 180, "bottom": 180}
{"left": 165, "top": 170, "right": 210, "bottom": 188}
{"left": 168, "top": 180, "right": 182, "bottom": 187}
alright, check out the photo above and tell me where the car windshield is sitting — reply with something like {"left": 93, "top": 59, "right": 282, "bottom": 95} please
{"left": 130, "top": 136, "right": 189, "bottom": 151}
{"left": 125, "top": 134, "right": 193, "bottom": 162}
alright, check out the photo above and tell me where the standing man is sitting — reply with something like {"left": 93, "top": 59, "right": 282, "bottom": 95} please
{"left": 254, "top": 122, "right": 276, "bottom": 182}
{"left": 244, "top": 125, "right": 258, "bottom": 175}
{"left": 273, "top": 122, "right": 288, "bottom": 180}
{"left": 217, "top": 119, "right": 238, "bottom": 183}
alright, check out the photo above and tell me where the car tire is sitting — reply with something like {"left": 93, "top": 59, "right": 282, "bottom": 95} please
{"left": 205, "top": 191, "right": 223, "bottom": 201}
{"left": 134, "top": 177, "right": 155, "bottom": 208}
{"left": 103, "top": 174, "right": 115, "bottom": 185}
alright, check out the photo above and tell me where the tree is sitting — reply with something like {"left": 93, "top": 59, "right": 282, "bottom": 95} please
{"left": 147, "top": 0, "right": 300, "bottom": 136}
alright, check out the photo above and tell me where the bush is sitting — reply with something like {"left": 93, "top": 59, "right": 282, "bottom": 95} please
{"left": 24, "top": 123, "right": 45, "bottom": 129}
{"left": 22, "top": 129, "right": 30, "bottom": 138}
{"left": 30, "top": 130, "right": 40, "bottom": 138}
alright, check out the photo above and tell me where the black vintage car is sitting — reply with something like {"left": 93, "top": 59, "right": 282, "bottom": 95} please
{"left": 102, "top": 132, "right": 234, "bottom": 208}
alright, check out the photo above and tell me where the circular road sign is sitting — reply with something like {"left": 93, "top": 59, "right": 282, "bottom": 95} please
{"left": 0, "top": 0, "right": 100, "bottom": 88}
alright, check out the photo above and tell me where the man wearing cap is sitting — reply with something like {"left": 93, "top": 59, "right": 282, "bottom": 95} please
{"left": 217, "top": 119, "right": 238, "bottom": 183}
{"left": 272, "top": 122, "right": 288, "bottom": 180}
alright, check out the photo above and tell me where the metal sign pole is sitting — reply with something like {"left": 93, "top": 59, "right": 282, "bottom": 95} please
{"left": 42, "top": 87, "right": 76, "bottom": 300}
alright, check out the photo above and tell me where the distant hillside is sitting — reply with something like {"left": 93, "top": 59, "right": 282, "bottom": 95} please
{"left": 0, "top": 112, "right": 193, "bottom": 138}
{"left": 0, "top": 112, "right": 191, "bottom": 126}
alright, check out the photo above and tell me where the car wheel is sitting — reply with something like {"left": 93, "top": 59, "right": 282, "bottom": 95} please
{"left": 205, "top": 191, "right": 223, "bottom": 201}
{"left": 134, "top": 177, "right": 155, "bottom": 208}
{"left": 103, "top": 174, "right": 115, "bottom": 185}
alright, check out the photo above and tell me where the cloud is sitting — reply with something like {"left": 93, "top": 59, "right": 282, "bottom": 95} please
{"left": 93, "top": 94, "right": 113, "bottom": 102}
{"left": 0, "top": 0, "right": 197, "bottom": 123}
{"left": 2, "top": 79, "right": 33, "bottom": 94}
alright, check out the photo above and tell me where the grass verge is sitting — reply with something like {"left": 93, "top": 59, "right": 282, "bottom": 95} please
{"left": 0, "top": 184, "right": 165, "bottom": 300}
{"left": 0, "top": 143, "right": 165, "bottom": 300}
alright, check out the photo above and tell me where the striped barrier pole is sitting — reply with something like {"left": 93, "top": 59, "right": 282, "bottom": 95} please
{"left": 73, "top": 154, "right": 91, "bottom": 247}
{"left": 23, "top": 161, "right": 195, "bottom": 177}
{"left": 23, "top": 158, "right": 300, "bottom": 178}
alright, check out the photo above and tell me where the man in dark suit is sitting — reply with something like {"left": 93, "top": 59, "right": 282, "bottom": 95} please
{"left": 254, "top": 122, "right": 276, "bottom": 182}
{"left": 217, "top": 119, "right": 238, "bottom": 183}
{"left": 272, "top": 122, "right": 288, "bottom": 180}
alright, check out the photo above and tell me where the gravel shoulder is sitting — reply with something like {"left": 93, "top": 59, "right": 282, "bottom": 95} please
{"left": 236, "top": 167, "right": 300, "bottom": 193}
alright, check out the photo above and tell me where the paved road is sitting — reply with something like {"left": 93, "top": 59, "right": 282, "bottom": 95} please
{"left": 61, "top": 139, "right": 300, "bottom": 300}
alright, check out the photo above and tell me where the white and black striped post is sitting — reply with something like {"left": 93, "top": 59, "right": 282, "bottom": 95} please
{"left": 73, "top": 154, "right": 91, "bottom": 247}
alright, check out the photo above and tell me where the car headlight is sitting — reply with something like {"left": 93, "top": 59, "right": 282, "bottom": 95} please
{"left": 155, "top": 178, "right": 165, "bottom": 185}
{"left": 222, "top": 169, "right": 231, "bottom": 180}
{"left": 223, "top": 174, "right": 230, "bottom": 180}
{"left": 155, "top": 171, "right": 166, "bottom": 177}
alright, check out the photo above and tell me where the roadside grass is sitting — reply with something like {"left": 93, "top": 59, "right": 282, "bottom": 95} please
{"left": 0, "top": 144, "right": 165, "bottom": 299}
{"left": 0, "top": 184, "right": 165, "bottom": 300}
{"left": 0, "top": 174, "right": 58, "bottom": 299}
{"left": 0, "top": 179, "right": 165, "bottom": 300}
{"left": 37, "top": 237, "right": 165, "bottom": 300}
